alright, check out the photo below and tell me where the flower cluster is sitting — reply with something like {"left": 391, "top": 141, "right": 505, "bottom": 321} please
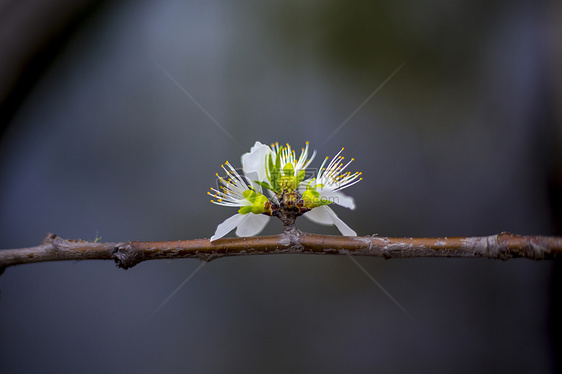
{"left": 208, "top": 141, "right": 362, "bottom": 241}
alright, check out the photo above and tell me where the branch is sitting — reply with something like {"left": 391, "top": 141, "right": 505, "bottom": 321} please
{"left": 0, "top": 231, "right": 560, "bottom": 273}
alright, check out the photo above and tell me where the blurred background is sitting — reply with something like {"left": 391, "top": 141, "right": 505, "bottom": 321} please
{"left": 1, "top": 0, "right": 561, "bottom": 372}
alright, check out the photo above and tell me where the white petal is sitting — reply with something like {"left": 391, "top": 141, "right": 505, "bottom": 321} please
{"left": 235, "top": 213, "right": 270, "bottom": 237}
{"left": 210, "top": 213, "right": 246, "bottom": 241}
{"left": 325, "top": 206, "right": 357, "bottom": 236}
{"left": 304, "top": 206, "right": 357, "bottom": 236}
{"left": 241, "top": 142, "right": 271, "bottom": 183}
{"left": 248, "top": 141, "right": 267, "bottom": 153}
{"left": 303, "top": 205, "right": 334, "bottom": 225}
{"left": 320, "top": 190, "right": 356, "bottom": 210}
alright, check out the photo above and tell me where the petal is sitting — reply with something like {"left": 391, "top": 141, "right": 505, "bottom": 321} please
{"left": 248, "top": 141, "right": 267, "bottom": 154}
{"left": 304, "top": 206, "right": 357, "bottom": 236}
{"left": 325, "top": 206, "right": 357, "bottom": 236}
{"left": 210, "top": 213, "right": 246, "bottom": 241}
{"left": 320, "top": 190, "right": 356, "bottom": 210}
{"left": 241, "top": 142, "right": 271, "bottom": 183}
{"left": 303, "top": 205, "right": 334, "bottom": 225}
{"left": 235, "top": 213, "right": 270, "bottom": 237}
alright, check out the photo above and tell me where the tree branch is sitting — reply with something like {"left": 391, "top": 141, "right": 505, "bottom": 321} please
{"left": 0, "top": 231, "right": 560, "bottom": 274}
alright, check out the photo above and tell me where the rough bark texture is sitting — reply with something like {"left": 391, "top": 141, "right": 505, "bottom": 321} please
{"left": 0, "top": 232, "right": 560, "bottom": 273}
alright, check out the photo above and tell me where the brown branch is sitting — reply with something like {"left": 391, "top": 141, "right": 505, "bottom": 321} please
{"left": 0, "top": 231, "right": 560, "bottom": 274}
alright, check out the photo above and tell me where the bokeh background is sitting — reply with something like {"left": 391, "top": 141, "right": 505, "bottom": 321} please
{"left": 1, "top": 0, "right": 561, "bottom": 372}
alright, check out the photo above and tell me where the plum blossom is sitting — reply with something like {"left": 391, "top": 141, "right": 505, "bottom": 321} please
{"left": 208, "top": 160, "right": 271, "bottom": 241}
{"left": 208, "top": 141, "right": 361, "bottom": 241}
{"left": 299, "top": 148, "right": 362, "bottom": 236}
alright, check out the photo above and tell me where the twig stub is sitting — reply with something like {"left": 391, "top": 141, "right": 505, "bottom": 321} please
{"left": 112, "top": 244, "right": 145, "bottom": 270}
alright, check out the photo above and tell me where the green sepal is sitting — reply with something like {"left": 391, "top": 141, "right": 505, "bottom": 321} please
{"left": 255, "top": 180, "right": 273, "bottom": 191}
{"left": 273, "top": 152, "right": 282, "bottom": 192}
{"left": 242, "top": 189, "right": 258, "bottom": 203}
{"left": 275, "top": 150, "right": 281, "bottom": 172}
{"left": 268, "top": 154, "right": 274, "bottom": 177}
{"left": 266, "top": 153, "right": 281, "bottom": 193}
{"left": 238, "top": 205, "right": 253, "bottom": 214}
{"left": 297, "top": 169, "right": 306, "bottom": 184}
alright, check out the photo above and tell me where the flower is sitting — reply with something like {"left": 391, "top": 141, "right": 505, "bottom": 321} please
{"left": 299, "top": 148, "right": 362, "bottom": 236}
{"left": 208, "top": 141, "right": 361, "bottom": 240}
{"left": 300, "top": 148, "right": 362, "bottom": 236}
{"left": 208, "top": 160, "right": 271, "bottom": 241}
{"left": 301, "top": 148, "right": 361, "bottom": 209}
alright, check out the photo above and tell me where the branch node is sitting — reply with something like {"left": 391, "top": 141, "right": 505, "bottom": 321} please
{"left": 112, "top": 244, "right": 144, "bottom": 270}
{"left": 281, "top": 225, "right": 304, "bottom": 252}
{"left": 486, "top": 234, "right": 506, "bottom": 259}
{"left": 41, "top": 233, "right": 58, "bottom": 245}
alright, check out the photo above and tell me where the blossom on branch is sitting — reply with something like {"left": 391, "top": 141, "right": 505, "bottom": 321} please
{"left": 300, "top": 148, "right": 362, "bottom": 236}
{"left": 208, "top": 141, "right": 362, "bottom": 241}
{"left": 208, "top": 161, "right": 271, "bottom": 241}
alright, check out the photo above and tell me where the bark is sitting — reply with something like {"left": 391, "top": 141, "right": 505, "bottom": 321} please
{"left": 0, "top": 231, "right": 560, "bottom": 274}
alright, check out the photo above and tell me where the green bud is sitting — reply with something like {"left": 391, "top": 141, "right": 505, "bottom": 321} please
{"left": 251, "top": 194, "right": 270, "bottom": 214}
{"left": 283, "top": 162, "right": 294, "bottom": 176}
{"left": 302, "top": 188, "right": 331, "bottom": 208}
{"left": 239, "top": 191, "right": 270, "bottom": 214}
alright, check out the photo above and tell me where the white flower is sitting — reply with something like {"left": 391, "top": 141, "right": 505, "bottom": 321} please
{"left": 208, "top": 141, "right": 362, "bottom": 240}
{"left": 208, "top": 160, "right": 271, "bottom": 241}
{"left": 300, "top": 148, "right": 362, "bottom": 236}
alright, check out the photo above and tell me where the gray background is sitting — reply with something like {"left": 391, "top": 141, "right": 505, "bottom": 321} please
{"left": 1, "top": 0, "right": 561, "bottom": 373}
